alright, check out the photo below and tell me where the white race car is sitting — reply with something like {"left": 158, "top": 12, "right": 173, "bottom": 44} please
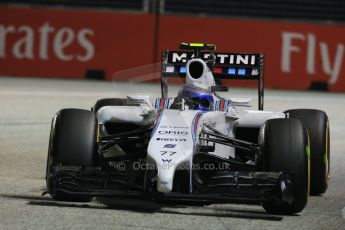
{"left": 46, "top": 43, "right": 330, "bottom": 214}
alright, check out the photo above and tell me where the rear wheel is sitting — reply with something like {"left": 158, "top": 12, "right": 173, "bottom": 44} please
{"left": 260, "top": 118, "right": 310, "bottom": 214}
{"left": 46, "top": 109, "right": 97, "bottom": 201}
{"left": 285, "top": 109, "right": 330, "bottom": 195}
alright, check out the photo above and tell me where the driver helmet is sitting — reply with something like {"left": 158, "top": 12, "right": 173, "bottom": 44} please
{"left": 177, "top": 85, "right": 214, "bottom": 111}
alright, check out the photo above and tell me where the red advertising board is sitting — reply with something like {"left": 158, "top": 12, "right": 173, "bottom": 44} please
{"left": 1, "top": 6, "right": 345, "bottom": 92}
{"left": 0, "top": 6, "right": 155, "bottom": 79}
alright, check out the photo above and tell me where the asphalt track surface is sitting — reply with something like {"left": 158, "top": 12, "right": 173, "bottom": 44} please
{"left": 0, "top": 77, "right": 344, "bottom": 230}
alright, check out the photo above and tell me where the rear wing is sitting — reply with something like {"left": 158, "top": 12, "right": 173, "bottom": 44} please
{"left": 161, "top": 46, "right": 264, "bottom": 110}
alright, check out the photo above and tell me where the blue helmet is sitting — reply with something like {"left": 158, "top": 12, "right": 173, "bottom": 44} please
{"left": 178, "top": 85, "right": 214, "bottom": 111}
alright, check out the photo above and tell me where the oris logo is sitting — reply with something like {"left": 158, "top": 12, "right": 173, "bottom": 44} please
{"left": 158, "top": 131, "right": 189, "bottom": 135}
{"left": 0, "top": 22, "right": 95, "bottom": 62}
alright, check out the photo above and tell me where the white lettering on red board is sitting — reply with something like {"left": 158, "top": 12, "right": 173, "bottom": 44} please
{"left": 0, "top": 22, "right": 95, "bottom": 62}
{"left": 281, "top": 31, "right": 345, "bottom": 85}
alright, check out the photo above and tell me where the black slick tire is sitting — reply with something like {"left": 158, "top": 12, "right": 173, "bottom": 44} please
{"left": 285, "top": 109, "right": 330, "bottom": 195}
{"left": 260, "top": 118, "right": 310, "bottom": 214}
{"left": 46, "top": 109, "right": 97, "bottom": 202}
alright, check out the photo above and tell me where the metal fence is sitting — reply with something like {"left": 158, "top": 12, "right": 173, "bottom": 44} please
{"left": 0, "top": 0, "right": 145, "bottom": 11}
{"left": 1, "top": 0, "right": 345, "bottom": 22}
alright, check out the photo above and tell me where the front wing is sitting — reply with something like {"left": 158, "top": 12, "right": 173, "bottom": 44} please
{"left": 47, "top": 165, "right": 294, "bottom": 205}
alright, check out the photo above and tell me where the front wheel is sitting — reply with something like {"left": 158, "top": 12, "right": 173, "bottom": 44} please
{"left": 260, "top": 118, "right": 310, "bottom": 214}
{"left": 46, "top": 109, "right": 97, "bottom": 201}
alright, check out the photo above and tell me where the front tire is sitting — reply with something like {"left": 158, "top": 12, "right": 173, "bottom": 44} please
{"left": 260, "top": 118, "right": 310, "bottom": 214}
{"left": 46, "top": 109, "right": 97, "bottom": 201}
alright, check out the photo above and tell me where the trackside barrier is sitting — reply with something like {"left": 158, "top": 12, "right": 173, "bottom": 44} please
{"left": 0, "top": 6, "right": 155, "bottom": 79}
{"left": 0, "top": 6, "right": 345, "bottom": 92}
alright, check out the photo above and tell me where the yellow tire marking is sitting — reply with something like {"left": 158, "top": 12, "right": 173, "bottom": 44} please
{"left": 96, "top": 124, "right": 100, "bottom": 142}
{"left": 325, "top": 120, "right": 330, "bottom": 180}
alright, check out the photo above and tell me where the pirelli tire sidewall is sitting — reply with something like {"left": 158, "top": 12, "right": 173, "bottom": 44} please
{"left": 260, "top": 118, "right": 309, "bottom": 214}
{"left": 285, "top": 109, "right": 330, "bottom": 195}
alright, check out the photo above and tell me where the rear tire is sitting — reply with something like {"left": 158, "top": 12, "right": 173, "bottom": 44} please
{"left": 260, "top": 118, "right": 310, "bottom": 214}
{"left": 46, "top": 109, "right": 97, "bottom": 202}
{"left": 285, "top": 109, "right": 330, "bottom": 195}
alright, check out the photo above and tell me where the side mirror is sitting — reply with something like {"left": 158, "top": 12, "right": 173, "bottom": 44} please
{"left": 127, "top": 96, "right": 152, "bottom": 108}
{"left": 229, "top": 98, "right": 252, "bottom": 107}
{"left": 211, "top": 86, "right": 228, "bottom": 92}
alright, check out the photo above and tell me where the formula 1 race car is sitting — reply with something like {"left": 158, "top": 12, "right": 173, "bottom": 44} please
{"left": 46, "top": 43, "right": 330, "bottom": 214}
